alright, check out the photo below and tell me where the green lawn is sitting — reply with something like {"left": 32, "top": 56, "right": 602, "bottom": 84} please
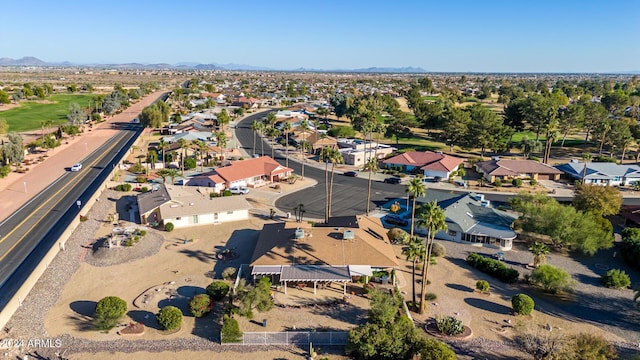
{"left": 0, "top": 94, "right": 93, "bottom": 132}
{"left": 421, "top": 95, "right": 439, "bottom": 101}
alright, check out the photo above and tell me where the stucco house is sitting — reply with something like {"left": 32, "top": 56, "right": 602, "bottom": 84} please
{"left": 214, "top": 156, "right": 293, "bottom": 188}
{"left": 137, "top": 184, "right": 251, "bottom": 229}
{"left": 555, "top": 161, "right": 640, "bottom": 186}
{"left": 383, "top": 151, "right": 464, "bottom": 179}
{"left": 250, "top": 216, "right": 399, "bottom": 294}
{"left": 475, "top": 158, "right": 562, "bottom": 183}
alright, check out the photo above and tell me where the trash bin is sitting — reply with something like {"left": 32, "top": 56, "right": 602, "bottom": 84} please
{"left": 262, "top": 319, "right": 267, "bottom": 327}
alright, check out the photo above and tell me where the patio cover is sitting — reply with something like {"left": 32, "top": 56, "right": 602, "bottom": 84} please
{"left": 251, "top": 265, "right": 283, "bottom": 275}
{"left": 280, "top": 265, "right": 351, "bottom": 282}
{"left": 348, "top": 265, "right": 373, "bottom": 277}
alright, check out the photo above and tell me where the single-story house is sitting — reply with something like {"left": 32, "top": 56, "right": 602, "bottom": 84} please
{"left": 475, "top": 158, "right": 562, "bottom": 183}
{"left": 383, "top": 151, "right": 464, "bottom": 179}
{"left": 555, "top": 161, "right": 640, "bottom": 186}
{"left": 214, "top": 156, "right": 293, "bottom": 188}
{"left": 339, "top": 145, "right": 396, "bottom": 166}
{"left": 186, "top": 173, "right": 227, "bottom": 193}
{"left": 161, "top": 131, "right": 213, "bottom": 144}
{"left": 293, "top": 130, "right": 336, "bottom": 154}
{"left": 250, "top": 216, "right": 399, "bottom": 294}
{"left": 137, "top": 184, "right": 251, "bottom": 228}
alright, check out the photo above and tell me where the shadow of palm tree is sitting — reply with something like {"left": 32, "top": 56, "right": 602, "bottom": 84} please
{"left": 445, "top": 283, "right": 474, "bottom": 292}
{"left": 464, "top": 297, "right": 512, "bottom": 315}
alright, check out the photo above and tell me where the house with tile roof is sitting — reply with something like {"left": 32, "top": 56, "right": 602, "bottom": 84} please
{"left": 475, "top": 158, "right": 563, "bottom": 183}
{"left": 250, "top": 216, "right": 399, "bottom": 295}
{"left": 555, "top": 161, "right": 640, "bottom": 186}
{"left": 213, "top": 156, "right": 293, "bottom": 188}
{"left": 415, "top": 192, "right": 517, "bottom": 250}
{"left": 383, "top": 151, "right": 464, "bottom": 179}
{"left": 137, "top": 184, "right": 251, "bottom": 228}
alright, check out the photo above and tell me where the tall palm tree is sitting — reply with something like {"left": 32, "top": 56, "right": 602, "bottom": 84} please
{"left": 298, "top": 140, "right": 311, "bottom": 180}
{"left": 166, "top": 168, "right": 180, "bottom": 185}
{"left": 177, "top": 138, "right": 187, "bottom": 175}
{"left": 598, "top": 121, "right": 612, "bottom": 155}
{"left": 198, "top": 140, "right": 208, "bottom": 172}
{"left": 581, "top": 153, "right": 592, "bottom": 184}
{"left": 282, "top": 121, "right": 292, "bottom": 167}
{"left": 363, "top": 157, "right": 378, "bottom": 215}
{"left": 327, "top": 147, "right": 343, "bottom": 219}
{"left": 216, "top": 131, "right": 227, "bottom": 150}
{"left": 320, "top": 146, "right": 342, "bottom": 222}
{"left": 415, "top": 201, "right": 447, "bottom": 314}
{"left": 402, "top": 236, "right": 426, "bottom": 308}
{"left": 266, "top": 126, "right": 279, "bottom": 159}
{"left": 158, "top": 139, "right": 167, "bottom": 168}
{"left": 406, "top": 178, "right": 427, "bottom": 238}
{"left": 251, "top": 120, "right": 261, "bottom": 156}
{"left": 256, "top": 121, "right": 266, "bottom": 156}
{"left": 529, "top": 242, "right": 550, "bottom": 268}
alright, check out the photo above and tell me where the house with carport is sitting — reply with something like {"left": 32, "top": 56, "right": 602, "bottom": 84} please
{"left": 250, "top": 216, "right": 399, "bottom": 295}
{"left": 383, "top": 151, "right": 464, "bottom": 179}
{"left": 555, "top": 161, "right": 640, "bottom": 186}
{"left": 475, "top": 158, "right": 562, "bottom": 183}
{"left": 213, "top": 156, "right": 293, "bottom": 188}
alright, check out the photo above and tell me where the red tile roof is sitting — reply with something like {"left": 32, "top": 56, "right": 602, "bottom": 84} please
{"left": 384, "top": 151, "right": 463, "bottom": 171}
{"left": 475, "top": 159, "right": 563, "bottom": 176}
{"left": 215, "top": 156, "right": 292, "bottom": 183}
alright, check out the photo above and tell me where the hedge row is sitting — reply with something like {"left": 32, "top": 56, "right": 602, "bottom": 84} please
{"left": 466, "top": 253, "right": 519, "bottom": 283}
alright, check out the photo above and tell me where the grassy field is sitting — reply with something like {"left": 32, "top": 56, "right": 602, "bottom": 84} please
{"left": 0, "top": 94, "right": 93, "bottom": 132}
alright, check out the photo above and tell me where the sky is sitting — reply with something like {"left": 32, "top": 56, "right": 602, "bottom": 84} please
{"left": 0, "top": 0, "right": 638, "bottom": 73}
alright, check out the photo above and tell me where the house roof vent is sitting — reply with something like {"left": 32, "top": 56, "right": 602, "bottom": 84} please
{"left": 295, "top": 228, "right": 305, "bottom": 239}
{"left": 343, "top": 229, "right": 355, "bottom": 240}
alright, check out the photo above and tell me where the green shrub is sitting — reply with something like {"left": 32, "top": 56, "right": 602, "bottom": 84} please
{"left": 156, "top": 306, "right": 182, "bottom": 330}
{"left": 530, "top": 264, "right": 572, "bottom": 294}
{"left": 387, "top": 227, "right": 409, "bottom": 244}
{"left": 511, "top": 293, "right": 535, "bottom": 315}
{"left": 164, "top": 222, "right": 174, "bottom": 232}
{"left": 0, "top": 165, "right": 10, "bottom": 178}
{"left": 94, "top": 296, "right": 127, "bottom": 330}
{"left": 529, "top": 179, "right": 537, "bottom": 186}
{"left": 222, "top": 190, "right": 232, "bottom": 196}
{"left": 221, "top": 267, "right": 237, "bottom": 280}
{"left": 564, "top": 333, "right": 617, "bottom": 359}
{"left": 189, "top": 294, "right": 213, "bottom": 318}
{"left": 139, "top": 230, "right": 147, "bottom": 236}
{"left": 424, "top": 293, "right": 437, "bottom": 301}
{"left": 114, "top": 183, "right": 132, "bottom": 191}
{"left": 221, "top": 315, "right": 243, "bottom": 343}
{"left": 493, "top": 179, "right": 502, "bottom": 187}
{"left": 435, "top": 316, "right": 464, "bottom": 336}
{"left": 398, "top": 173, "right": 407, "bottom": 178}
{"left": 184, "top": 157, "right": 197, "bottom": 170}
{"left": 136, "top": 175, "right": 147, "bottom": 183}
{"left": 512, "top": 178, "right": 523, "bottom": 188}
{"left": 476, "top": 280, "right": 490, "bottom": 293}
{"left": 129, "top": 163, "right": 146, "bottom": 173}
{"left": 206, "top": 281, "right": 231, "bottom": 301}
{"left": 601, "top": 269, "right": 631, "bottom": 289}
{"left": 430, "top": 242, "right": 446, "bottom": 257}
{"left": 466, "top": 253, "right": 519, "bottom": 283}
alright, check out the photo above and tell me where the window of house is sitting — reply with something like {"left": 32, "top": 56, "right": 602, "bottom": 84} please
{"left": 227, "top": 211, "right": 234, "bottom": 214}
{"left": 448, "top": 230, "right": 457, "bottom": 237}
{"left": 176, "top": 217, "right": 181, "bottom": 220}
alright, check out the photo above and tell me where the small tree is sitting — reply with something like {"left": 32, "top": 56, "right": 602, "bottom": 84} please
{"left": 189, "top": 294, "right": 213, "bottom": 317}
{"left": 512, "top": 178, "right": 523, "bottom": 188}
{"left": 221, "top": 314, "right": 243, "bottom": 343}
{"left": 601, "top": 269, "right": 631, "bottom": 289}
{"left": 221, "top": 267, "right": 237, "bottom": 280}
{"left": 530, "top": 264, "right": 572, "bottom": 294}
{"left": 476, "top": 280, "right": 490, "bottom": 293}
{"left": 206, "top": 281, "right": 231, "bottom": 301}
{"left": 512, "top": 293, "right": 535, "bottom": 315}
{"left": 94, "top": 296, "right": 127, "bottom": 330}
{"left": 164, "top": 222, "right": 174, "bottom": 232}
{"left": 157, "top": 306, "right": 182, "bottom": 330}
{"left": 562, "top": 333, "right": 617, "bottom": 360}
{"left": 368, "top": 289, "right": 401, "bottom": 325}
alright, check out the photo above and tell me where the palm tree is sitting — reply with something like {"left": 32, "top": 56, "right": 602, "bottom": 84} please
{"left": 320, "top": 146, "right": 342, "bottom": 222}
{"left": 166, "top": 168, "right": 180, "bottom": 185}
{"left": 177, "top": 138, "right": 187, "bottom": 175}
{"left": 216, "top": 131, "right": 227, "bottom": 150}
{"left": 402, "top": 236, "right": 426, "bottom": 308}
{"left": 251, "top": 120, "right": 261, "bottom": 156}
{"left": 298, "top": 140, "right": 311, "bottom": 180}
{"left": 158, "top": 139, "right": 167, "bottom": 168}
{"left": 581, "top": 153, "right": 592, "bottom": 184}
{"left": 327, "top": 147, "right": 343, "bottom": 219}
{"left": 198, "top": 140, "right": 208, "bottom": 172}
{"left": 406, "top": 178, "right": 426, "bottom": 238}
{"left": 529, "top": 242, "right": 550, "bottom": 268}
{"left": 266, "top": 126, "right": 279, "bottom": 159}
{"left": 282, "top": 121, "right": 292, "bottom": 167}
{"left": 363, "top": 157, "right": 378, "bottom": 215}
{"left": 256, "top": 121, "right": 266, "bottom": 156}
{"left": 598, "top": 121, "right": 611, "bottom": 155}
{"left": 415, "top": 201, "right": 447, "bottom": 314}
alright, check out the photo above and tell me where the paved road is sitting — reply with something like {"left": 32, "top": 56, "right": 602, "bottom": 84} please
{"left": 235, "top": 113, "right": 409, "bottom": 219}
{"left": 0, "top": 123, "right": 143, "bottom": 309}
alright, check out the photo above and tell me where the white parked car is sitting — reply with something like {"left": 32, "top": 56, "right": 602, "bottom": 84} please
{"left": 229, "top": 186, "right": 249, "bottom": 195}
{"left": 70, "top": 163, "right": 82, "bottom": 172}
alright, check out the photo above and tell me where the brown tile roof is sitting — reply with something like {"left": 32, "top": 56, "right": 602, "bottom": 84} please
{"left": 250, "top": 216, "right": 399, "bottom": 268}
{"left": 160, "top": 185, "right": 250, "bottom": 218}
{"left": 476, "top": 159, "right": 563, "bottom": 176}
{"left": 384, "top": 151, "right": 463, "bottom": 171}
{"left": 214, "top": 156, "right": 293, "bottom": 183}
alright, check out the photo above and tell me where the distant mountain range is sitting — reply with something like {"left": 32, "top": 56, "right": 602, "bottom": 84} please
{"left": 0, "top": 56, "right": 427, "bottom": 73}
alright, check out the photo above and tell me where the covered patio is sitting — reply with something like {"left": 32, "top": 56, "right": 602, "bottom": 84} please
{"left": 252, "top": 265, "right": 374, "bottom": 295}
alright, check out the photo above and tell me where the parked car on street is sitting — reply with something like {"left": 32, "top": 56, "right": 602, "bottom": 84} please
{"left": 229, "top": 186, "right": 250, "bottom": 195}
{"left": 343, "top": 171, "right": 358, "bottom": 177}
{"left": 383, "top": 177, "right": 401, "bottom": 184}
{"left": 70, "top": 163, "right": 82, "bottom": 172}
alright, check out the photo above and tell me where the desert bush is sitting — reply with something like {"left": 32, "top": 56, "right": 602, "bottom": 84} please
{"left": 601, "top": 269, "right": 631, "bottom": 289}
{"left": 164, "top": 222, "right": 174, "bottom": 232}
{"left": 222, "top": 190, "right": 233, "bottom": 196}
{"left": 430, "top": 242, "right": 446, "bottom": 257}
{"left": 563, "top": 333, "right": 617, "bottom": 360}
{"left": 129, "top": 163, "right": 146, "bottom": 173}
{"left": 530, "top": 264, "right": 572, "bottom": 294}
{"left": 184, "top": 157, "right": 196, "bottom": 170}
{"left": 156, "top": 306, "right": 182, "bottom": 330}
{"left": 493, "top": 179, "right": 503, "bottom": 187}
{"left": 512, "top": 178, "right": 523, "bottom": 188}
{"left": 221, "top": 314, "right": 242, "bottom": 343}
{"left": 466, "top": 253, "right": 519, "bottom": 283}
{"left": 140, "top": 186, "right": 149, "bottom": 192}
{"left": 206, "top": 281, "right": 231, "bottom": 301}
{"left": 424, "top": 292, "right": 437, "bottom": 301}
{"left": 136, "top": 175, "right": 147, "bottom": 183}
{"left": 94, "top": 296, "right": 127, "bottom": 330}
{"left": 435, "top": 316, "right": 464, "bottom": 336}
{"left": 476, "top": 280, "right": 490, "bottom": 293}
{"left": 114, "top": 183, "right": 132, "bottom": 191}
{"left": 529, "top": 179, "right": 537, "bottom": 186}
{"left": 387, "top": 227, "right": 409, "bottom": 244}
{"left": 221, "top": 267, "right": 237, "bottom": 280}
{"left": 0, "top": 165, "right": 10, "bottom": 178}
{"left": 511, "top": 293, "right": 535, "bottom": 315}
{"left": 189, "top": 294, "right": 213, "bottom": 317}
